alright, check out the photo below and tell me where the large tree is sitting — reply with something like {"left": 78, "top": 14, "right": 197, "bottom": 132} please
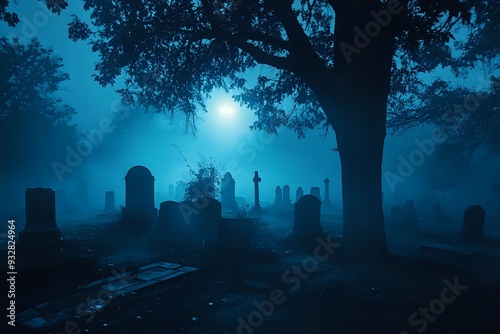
{"left": 388, "top": 0, "right": 499, "bottom": 162}
{"left": 5, "top": 0, "right": 488, "bottom": 258}
{"left": 0, "top": 37, "right": 77, "bottom": 207}
{"left": 67, "top": 0, "right": 483, "bottom": 259}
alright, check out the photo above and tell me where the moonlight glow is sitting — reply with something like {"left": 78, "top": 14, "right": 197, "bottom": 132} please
{"left": 218, "top": 103, "right": 236, "bottom": 116}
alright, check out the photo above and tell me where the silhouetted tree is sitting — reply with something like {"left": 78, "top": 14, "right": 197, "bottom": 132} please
{"left": 4, "top": 0, "right": 489, "bottom": 259}
{"left": 388, "top": 2, "right": 499, "bottom": 163}
{"left": 0, "top": 37, "right": 77, "bottom": 206}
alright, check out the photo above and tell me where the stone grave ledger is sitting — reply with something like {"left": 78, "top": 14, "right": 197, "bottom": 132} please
{"left": 20, "top": 188, "right": 61, "bottom": 247}
{"left": 460, "top": 205, "right": 485, "bottom": 241}
{"left": 293, "top": 194, "right": 322, "bottom": 242}
{"left": 122, "top": 166, "right": 157, "bottom": 227}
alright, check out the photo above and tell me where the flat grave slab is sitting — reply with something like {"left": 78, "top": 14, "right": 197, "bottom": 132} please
{"left": 420, "top": 243, "right": 483, "bottom": 256}
{"left": 19, "top": 261, "right": 198, "bottom": 329}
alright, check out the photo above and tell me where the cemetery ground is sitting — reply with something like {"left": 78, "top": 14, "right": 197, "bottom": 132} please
{"left": 2, "top": 209, "right": 500, "bottom": 334}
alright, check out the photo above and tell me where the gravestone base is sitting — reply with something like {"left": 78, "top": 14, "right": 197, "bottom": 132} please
{"left": 121, "top": 208, "right": 157, "bottom": 230}
{"left": 19, "top": 228, "right": 61, "bottom": 249}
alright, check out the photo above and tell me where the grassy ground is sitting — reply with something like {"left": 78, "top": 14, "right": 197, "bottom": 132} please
{"left": 3, "top": 210, "right": 500, "bottom": 334}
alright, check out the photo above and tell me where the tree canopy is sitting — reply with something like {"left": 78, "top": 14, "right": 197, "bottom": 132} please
{"left": 0, "top": 37, "right": 77, "bottom": 191}
{"left": 62, "top": 0, "right": 476, "bottom": 133}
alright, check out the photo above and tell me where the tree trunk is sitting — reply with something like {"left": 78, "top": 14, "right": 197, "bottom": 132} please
{"left": 335, "top": 99, "right": 388, "bottom": 259}
{"left": 321, "top": 1, "right": 399, "bottom": 260}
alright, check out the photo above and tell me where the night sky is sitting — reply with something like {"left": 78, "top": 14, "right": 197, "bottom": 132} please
{"left": 1, "top": 1, "right": 498, "bottom": 212}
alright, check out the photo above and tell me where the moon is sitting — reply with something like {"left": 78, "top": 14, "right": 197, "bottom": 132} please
{"left": 218, "top": 102, "right": 236, "bottom": 117}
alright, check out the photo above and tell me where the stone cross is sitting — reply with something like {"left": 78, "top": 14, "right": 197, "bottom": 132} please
{"left": 253, "top": 171, "right": 261, "bottom": 210}
{"left": 323, "top": 178, "right": 331, "bottom": 206}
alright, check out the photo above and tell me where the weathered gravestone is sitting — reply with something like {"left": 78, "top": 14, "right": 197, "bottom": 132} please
{"left": 105, "top": 191, "right": 115, "bottom": 211}
{"left": 391, "top": 200, "right": 418, "bottom": 228}
{"left": 219, "top": 218, "right": 255, "bottom": 252}
{"left": 158, "top": 201, "right": 188, "bottom": 235}
{"left": 460, "top": 205, "right": 485, "bottom": 241}
{"left": 192, "top": 198, "right": 222, "bottom": 249}
{"left": 122, "top": 166, "right": 157, "bottom": 228}
{"left": 221, "top": 172, "right": 238, "bottom": 211}
{"left": 175, "top": 181, "right": 186, "bottom": 202}
{"left": 292, "top": 195, "right": 322, "bottom": 243}
{"left": 296, "top": 187, "right": 304, "bottom": 202}
{"left": 282, "top": 185, "right": 292, "bottom": 208}
{"left": 310, "top": 187, "right": 321, "bottom": 201}
{"left": 323, "top": 178, "right": 331, "bottom": 206}
{"left": 20, "top": 188, "right": 61, "bottom": 248}
{"left": 274, "top": 186, "right": 283, "bottom": 208}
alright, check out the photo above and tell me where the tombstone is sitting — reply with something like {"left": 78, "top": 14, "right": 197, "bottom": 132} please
{"left": 274, "top": 186, "right": 283, "bottom": 208}
{"left": 19, "top": 188, "right": 61, "bottom": 248}
{"left": 220, "top": 172, "right": 238, "bottom": 211}
{"left": 253, "top": 171, "right": 262, "bottom": 211}
{"left": 460, "top": 205, "right": 485, "bottom": 241}
{"left": 193, "top": 198, "right": 222, "bottom": 249}
{"left": 219, "top": 218, "right": 255, "bottom": 253}
{"left": 292, "top": 195, "right": 322, "bottom": 243}
{"left": 105, "top": 191, "right": 115, "bottom": 211}
{"left": 296, "top": 187, "right": 304, "bottom": 202}
{"left": 122, "top": 166, "right": 157, "bottom": 228}
{"left": 159, "top": 201, "right": 187, "bottom": 234}
{"left": 323, "top": 178, "right": 331, "bottom": 206}
{"left": 75, "top": 181, "right": 89, "bottom": 210}
{"left": 282, "top": 185, "right": 292, "bottom": 208}
{"left": 168, "top": 184, "right": 175, "bottom": 200}
{"left": 175, "top": 181, "right": 186, "bottom": 202}
{"left": 55, "top": 189, "right": 66, "bottom": 213}
{"left": 391, "top": 200, "right": 417, "bottom": 227}
{"left": 310, "top": 187, "right": 321, "bottom": 201}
